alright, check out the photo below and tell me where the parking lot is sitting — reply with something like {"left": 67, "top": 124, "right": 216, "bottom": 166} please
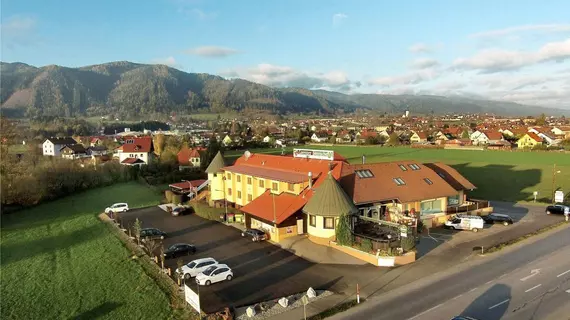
{"left": 120, "top": 207, "right": 380, "bottom": 313}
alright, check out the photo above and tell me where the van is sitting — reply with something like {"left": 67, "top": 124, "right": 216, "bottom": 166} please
{"left": 445, "top": 214, "right": 484, "bottom": 232}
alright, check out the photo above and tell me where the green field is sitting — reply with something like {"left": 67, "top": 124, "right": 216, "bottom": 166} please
{"left": 1, "top": 183, "right": 174, "bottom": 320}
{"left": 228, "top": 146, "right": 570, "bottom": 203}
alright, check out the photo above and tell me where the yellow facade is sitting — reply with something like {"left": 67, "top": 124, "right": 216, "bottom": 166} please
{"left": 307, "top": 215, "right": 338, "bottom": 239}
{"left": 208, "top": 172, "right": 225, "bottom": 201}
{"left": 517, "top": 134, "right": 541, "bottom": 149}
{"left": 222, "top": 170, "right": 308, "bottom": 207}
{"left": 250, "top": 217, "right": 298, "bottom": 242}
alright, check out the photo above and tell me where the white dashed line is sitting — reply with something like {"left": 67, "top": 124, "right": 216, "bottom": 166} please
{"left": 566, "top": 289, "right": 570, "bottom": 294}
{"left": 468, "top": 287, "right": 478, "bottom": 293}
{"left": 485, "top": 280, "right": 493, "bottom": 285}
{"left": 452, "top": 294, "right": 463, "bottom": 300}
{"left": 406, "top": 303, "right": 443, "bottom": 320}
{"left": 525, "top": 284, "right": 542, "bottom": 292}
{"left": 557, "top": 270, "right": 570, "bottom": 278}
{"left": 489, "top": 299, "right": 510, "bottom": 310}
{"left": 498, "top": 273, "right": 508, "bottom": 279}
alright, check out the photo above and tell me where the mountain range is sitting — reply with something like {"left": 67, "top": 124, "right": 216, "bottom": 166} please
{"left": 1, "top": 61, "right": 568, "bottom": 118}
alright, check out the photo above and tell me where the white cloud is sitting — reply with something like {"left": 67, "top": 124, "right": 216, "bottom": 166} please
{"left": 452, "top": 38, "right": 570, "bottom": 73}
{"left": 185, "top": 46, "right": 239, "bottom": 58}
{"left": 0, "top": 15, "right": 38, "bottom": 48}
{"left": 151, "top": 56, "right": 178, "bottom": 67}
{"left": 470, "top": 24, "right": 570, "bottom": 38}
{"left": 332, "top": 13, "right": 347, "bottom": 26}
{"left": 369, "top": 68, "right": 440, "bottom": 87}
{"left": 409, "top": 43, "right": 431, "bottom": 53}
{"left": 410, "top": 58, "right": 439, "bottom": 69}
{"left": 222, "top": 63, "right": 360, "bottom": 92}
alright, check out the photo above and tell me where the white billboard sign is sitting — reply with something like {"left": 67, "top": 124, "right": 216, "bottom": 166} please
{"left": 184, "top": 284, "right": 200, "bottom": 313}
{"left": 293, "top": 148, "right": 334, "bottom": 161}
{"left": 554, "top": 190, "right": 564, "bottom": 203}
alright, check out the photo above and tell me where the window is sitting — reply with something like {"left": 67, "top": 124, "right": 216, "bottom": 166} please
{"left": 272, "top": 182, "right": 278, "bottom": 191}
{"left": 236, "top": 175, "right": 241, "bottom": 183}
{"left": 288, "top": 183, "right": 295, "bottom": 192}
{"left": 324, "top": 217, "right": 335, "bottom": 229}
{"left": 227, "top": 173, "right": 232, "bottom": 180}
{"left": 437, "top": 172, "right": 446, "bottom": 179}
{"left": 237, "top": 191, "right": 242, "bottom": 199}
{"left": 309, "top": 215, "right": 316, "bottom": 227}
{"left": 247, "top": 177, "right": 252, "bottom": 185}
{"left": 398, "top": 164, "right": 407, "bottom": 171}
{"left": 355, "top": 169, "right": 374, "bottom": 178}
{"left": 408, "top": 164, "right": 421, "bottom": 170}
{"left": 393, "top": 178, "right": 406, "bottom": 186}
{"left": 247, "top": 194, "right": 252, "bottom": 201}
{"left": 448, "top": 195, "right": 460, "bottom": 206}
{"left": 420, "top": 199, "right": 443, "bottom": 215}
{"left": 259, "top": 180, "right": 265, "bottom": 188}
{"left": 227, "top": 188, "right": 232, "bottom": 196}
{"left": 424, "top": 178, "right": 433, "bottom": 185}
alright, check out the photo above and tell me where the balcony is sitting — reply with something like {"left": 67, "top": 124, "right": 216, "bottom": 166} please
{"left": 445, "top": 198, "right": 491, "bottom": 215}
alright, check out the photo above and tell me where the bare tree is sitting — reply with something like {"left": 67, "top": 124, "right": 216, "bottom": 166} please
{"left": 142, "top": 239, "right": 161, "bottom": 258}
{"left": 133, "top": 218, "right": 142, "bottom": 245}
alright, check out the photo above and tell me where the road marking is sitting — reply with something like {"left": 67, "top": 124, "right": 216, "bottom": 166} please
{"left": 406, "top": 303, "right": 443, "bottom": 320}
{"left": 489, "top": 299, "right": 510, "bottom": 310}
{"left": 557, "top": 270, "right": 570, "bottom": 278}
{"left": 525, "top": 284, "right": 542, "bottom": 292}
{"left": 498, "top": 273, "right": 508, "bottom": 279}
{"left": 485, "top": 280, "right": 493, "bottom": 285}
{"left": 566, "top": 289, "right": 570, "bottom": 294}
{"left": 468, "top": 287, "right": 478, "bottom": 293}
{"left": 520, "top": 269, "right": 541, "bottom": 281}
{"left": 452, "top": 294, "right": 463, "bottom": 300}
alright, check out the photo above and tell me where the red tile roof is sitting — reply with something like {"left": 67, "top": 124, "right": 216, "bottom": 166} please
{"left": 116, "top": 137, "right": 153, "bottom": 153}
{"left": 225, "top": 165, "right": 311, "bottom": 184}
{"left": 177, "top": 147, "right": 202, "bottom": 165}
{"left": 484, "top": 131, "right": 503, "bottom": 141}
{"left": 241, "top": 190, "right": 308, "bottom": 224}
{"left": 525, "top": 132, "right": 543, "bottom": 142}
{"left": 340, "top": 161, "right": 465, "bottom": 204}
{"left": 423, "top": 163, "right": 476, "bottom": 191}
{"left": 169, "top": 179, "right": 207, "bottom": 191}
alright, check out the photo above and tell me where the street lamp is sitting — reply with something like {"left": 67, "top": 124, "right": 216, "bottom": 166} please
{"left": 551, "top": 164, "right": 561, "bottom": 203}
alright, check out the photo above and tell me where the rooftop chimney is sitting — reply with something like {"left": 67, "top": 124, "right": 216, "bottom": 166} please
{"left": 308, "top": 171, "right": 313, "bottom": 189}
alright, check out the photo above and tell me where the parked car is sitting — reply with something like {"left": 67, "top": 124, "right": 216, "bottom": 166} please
{"left": 196, "top": 264, "right": 233, "bottom": 286}
{"left": 163, "top": 243, "right": 196, "bottom": 259}
{"left": 545, "top": 204, "right": 569, "bottom": 215}
{"left": 105, "top": 203, "right": 129, "bottom": 214}
{"left": 140, "top": 228, "right": 167, "bottom": 240}
{"left": 171, "top": 206, "right": 192, "bottom": 216}
{"left": 482, "top": 213, "right": 514, "bottom": 226}
{"left": 444, "top": 215, "right": 484, "bottom": 232}
{"left": 241, "top": 228, "right": 267, "bottom": 241}
{"left": 177, "top": 257, "right": 218, "bottom": 280}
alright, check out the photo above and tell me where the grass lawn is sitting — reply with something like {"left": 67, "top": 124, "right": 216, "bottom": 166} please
{"left": 1, "top": 182, "right": 175, "bottom": 320}
{"left": 226, "top": 146, "right": 570, "bottom": 203}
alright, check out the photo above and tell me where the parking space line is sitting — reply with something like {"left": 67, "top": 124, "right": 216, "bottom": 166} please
{"left": 489, "top": 299, "right": 510, "bottom": 310}
{"left": 557, "top": 270, "right": 570, "bottom": 278}
{"left": 525, "top": 284, "right": 542, "bottom": 293}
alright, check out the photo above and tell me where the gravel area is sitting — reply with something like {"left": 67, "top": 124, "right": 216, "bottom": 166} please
{"left": 235, "top": 290, "right": 333, "bottom": 320}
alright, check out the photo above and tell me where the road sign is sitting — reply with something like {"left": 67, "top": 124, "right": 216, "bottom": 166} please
{"left": 301, "top": 295, "right": 309, "bottom": 305}
{"left": 555, "top": 190, "right": 564, "bottom": 203}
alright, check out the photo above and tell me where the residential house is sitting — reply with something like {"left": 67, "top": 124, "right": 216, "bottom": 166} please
{"left": 311, "top": 132, "right": 329, "bottom": 143}
{"left": 357, "top": 129, "right": 378, "bottom": 143}
{"left": 90, "top": 137, "right": 105, "bottom": 147}
{"left": 471, "top": 131, "right": 503, "bottom": 145}
{"left": 433, "top": 131, "right": 449, "bottom": 141}
{"left": 551, "top": 126, "right": 570, "bottom": 138}
{"left": 409, "top": 131, "right": 428, "bottom": 144}
{"left": 335, "top": 130, "right": 352, "bottom": 143}
{"left": 42, "top": 137, "right": 78, "bottom": 156}
{"left": 87, "top": 146, "right": 108, "bottom": 156}
{"left": 178, "top": 146, "right": 203, "bottom": 170}
{"left": 516, "top": 132, "right": 543, "bottom": 149}
{"left": 222, "top": 135, "right": 234, "bottom": 147}
{"left": 115, "top": 137, "right": 154, "bottom": 165}
{"left": 60, "top": 144, "right": 87, "bottom": 159}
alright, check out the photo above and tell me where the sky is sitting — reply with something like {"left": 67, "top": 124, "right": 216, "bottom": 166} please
{"left": 2, "top": 0, "right": 570, "bottom": 108}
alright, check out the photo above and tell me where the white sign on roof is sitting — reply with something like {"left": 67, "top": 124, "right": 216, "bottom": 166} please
{"left": 293, "top": 148, "right": 334, "bottom": 161}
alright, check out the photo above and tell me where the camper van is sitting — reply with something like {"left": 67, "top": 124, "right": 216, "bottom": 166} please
{"left": 445, "top": 214, "right": 484, "bottom": 232}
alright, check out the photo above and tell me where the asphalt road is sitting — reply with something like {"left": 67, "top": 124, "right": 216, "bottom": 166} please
{"left": 330, "top": 226, "right": 570, "bottom": 320}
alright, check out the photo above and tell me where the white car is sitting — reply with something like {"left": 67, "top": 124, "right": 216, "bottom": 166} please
{"left": 196, "top": 264, "right": 233, "bottom": 286}
{"left": 105, "top": 203, "right": 129, "bottom": 214}
{"left": 177, "top": 257, "right": 218, "bottom": 280}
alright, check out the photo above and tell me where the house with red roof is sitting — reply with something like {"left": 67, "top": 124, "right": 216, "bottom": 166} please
{"left": 114, "top": 137, "right": 154, "bottom": 165}
{"left": 517, "top": 132, "right": 543, "bottom": 149}
{"left": 177, "top": 146, "right": 204, "bottom": 170}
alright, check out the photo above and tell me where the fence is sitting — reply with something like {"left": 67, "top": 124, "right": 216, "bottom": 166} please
{"left": 445, "top": 199, "right": 491, "bottom": 214}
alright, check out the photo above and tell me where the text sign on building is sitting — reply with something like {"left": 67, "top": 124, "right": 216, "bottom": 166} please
{"left": 293, "top": 148, "right": 334, "bottom": 161}
{"left": 184, "top": 284, "right": 200, "bottom": 313}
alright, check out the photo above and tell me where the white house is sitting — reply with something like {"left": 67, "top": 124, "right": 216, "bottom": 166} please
{"left": 60, "top": 144, "right": 87, "bottom": 159}
{"left": 115, "top": 137, "right": 154, "bottom": 165}
{"left": 311, "top": 132, "right": 329, "bottom": 143}
{"left": 43, "top": 137, "right": 78, "bottom": 156}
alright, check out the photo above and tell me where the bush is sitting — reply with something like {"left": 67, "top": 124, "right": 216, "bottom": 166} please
{"left": 401, "top": 236, "right": 416, "bottom": 252}
{"left": 360, "top": 239, "right": 373, "bottom": 253}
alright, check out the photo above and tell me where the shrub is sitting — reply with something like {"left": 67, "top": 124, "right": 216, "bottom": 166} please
{"left": 360, "top": 239, "right": 373, "bottom": 253}
{"left": 401, "top": 236, "right": 416, "bottom": 252}
{"left": 335, "top": 213, "right": 353, "bottom": 246}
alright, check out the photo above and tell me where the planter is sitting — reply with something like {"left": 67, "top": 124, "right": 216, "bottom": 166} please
{"left": 377, "top": 256, "right": 395, "bottom": 267}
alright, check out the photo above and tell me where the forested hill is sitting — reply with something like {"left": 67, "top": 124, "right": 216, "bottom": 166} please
{"left": 1, "top": 61, "right": 567, "bottom": 118}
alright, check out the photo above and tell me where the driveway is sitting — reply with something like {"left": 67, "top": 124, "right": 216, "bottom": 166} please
{"left": 120, "top": 207, "right": 381, "bottom": 313}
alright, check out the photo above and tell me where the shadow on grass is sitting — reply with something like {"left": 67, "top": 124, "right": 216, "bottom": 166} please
{"left": 71, "top": 301, "right": 122, "bottom": 320}
{"left": 451, "top": 163, "right": 542, "bottom": 202}
{"left": 1, "top": 224, "right": 104, "bottom": 266}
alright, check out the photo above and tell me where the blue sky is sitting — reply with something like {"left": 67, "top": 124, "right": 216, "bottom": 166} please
{"left": 2, "top": 0, "right": 570, "bottom": 108}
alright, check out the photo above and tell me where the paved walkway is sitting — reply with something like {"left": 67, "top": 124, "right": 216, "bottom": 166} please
{"left": 275, "top": 235, "right": 367, "bottom": 265}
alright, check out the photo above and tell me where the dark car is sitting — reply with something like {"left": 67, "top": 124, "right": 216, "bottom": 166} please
{"left": 140, "top": 228, "right": 167, "bottom": 240}
{"left": 164, "top": 243, "right": 196, "bottom": 259}
{"left": 482, "top": 213, "right": 514, "bottom": 226}
{"left": 546, "top": 204, "right": 569, "bottom": 215}
{"left": 171, "top": 206, "right": 192, "bottom": 217}
{"left": 241, "top": 228, "right": 267, "bottom": 242}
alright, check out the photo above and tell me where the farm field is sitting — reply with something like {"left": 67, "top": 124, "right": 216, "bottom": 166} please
{"left": 0, "top": 183, "right": 173, "bottom": 320}
{"left": 226, "top": 146, "right": 570, "bottom": 203}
